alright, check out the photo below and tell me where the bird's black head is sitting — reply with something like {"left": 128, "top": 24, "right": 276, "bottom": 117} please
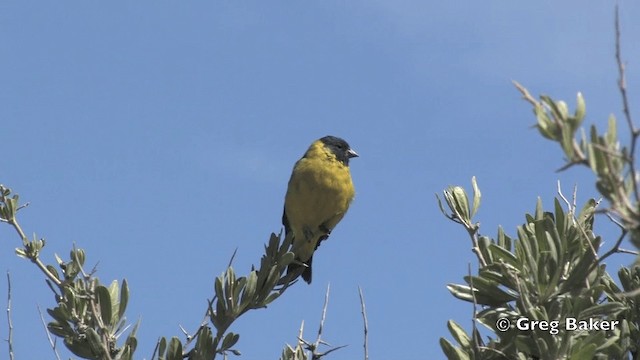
{"left": 320, "top": 136, "right": 358, "bottom": 166}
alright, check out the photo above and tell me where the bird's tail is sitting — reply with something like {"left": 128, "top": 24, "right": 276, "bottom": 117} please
{"left": 286, "top": 256, "right": 313, "bottom": 284}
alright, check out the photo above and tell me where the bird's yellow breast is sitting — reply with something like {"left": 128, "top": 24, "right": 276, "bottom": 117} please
{"left": 284, "top": 141, "right": 355, "bottom": 261}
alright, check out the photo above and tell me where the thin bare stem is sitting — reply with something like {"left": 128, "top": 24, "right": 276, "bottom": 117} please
{"left": 617, "top": 248, "right": 640, "bottom": 256}
{"left": 37, "top": 305, "right": 61, "bottom": 360}
{"left": 33, "top": 258, "right": 62, "bottom": 287}
{"left": 557, "top": 181, "right": 573, "bottom": 215}
{"left": 599, "top": 229, "right": 628, "bottom": 265}
{"left": 558, "top": 184, "right": 601, "bottom": 259}
{"left": 470, "top": 231, "right": 487, "bottom": 268}
{"left": 227, "top": 247, "right": 238, "bottom": 269}
{"left": 513, "top": 80, "right": 539, "bottom": 107}
{"left": 9, "top": 219, "right": 26, "bottom": 242}
{"left": 606, "top": 212, "right": 625, "bottom": 230}
{"left": 315, "top": 283, "right": 330, "bottom": 349}
{"left": 182, "top": 301, "right": 213, "bottom": 351}
{"left": 357, "top": 287, "right": 369, "bottom": 360}
{"left": 150, "top": 338, "right": 162, "bottom": 360}
{"left": 6, "top": 272, "right": 14, "bottom": 360}
{"left": 468, "top": 264, "right": 483, "bottom": 351}
{"left": 615, "top": 5, "right": 640, "bottom": 203}
{"left": 300, "top": 284, "right": 348, "bottom": 360}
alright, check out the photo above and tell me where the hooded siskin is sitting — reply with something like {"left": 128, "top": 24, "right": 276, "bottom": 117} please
{"left": 282, "top": 135, "right": 358, "bottom": 284}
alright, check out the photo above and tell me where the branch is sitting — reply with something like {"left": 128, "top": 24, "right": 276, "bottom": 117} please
{"left": 296, "top": 284, "right": 347, "bottom": 360}
{"left": 314, "top": 283, "right": 331, "bottom": 355}
{"left": 37, "top": 305, "right": 61, "bottom": 360}
{"left": 10, "top": 218, "right": 62, "bottom": 288}
{"left": 358, "top": 287, "right": 369, "bottom": 360}
{"left": 6, "top": 272, "right": 14, "bottom": 360}
{"left": 615, "top": 5, "right": 640, "bottom": 203}
{"left": 470, "top": 232, "right": 487, "bottom": 268}
{"left": 468, "top": 264, "right": 482, "bottom": 351}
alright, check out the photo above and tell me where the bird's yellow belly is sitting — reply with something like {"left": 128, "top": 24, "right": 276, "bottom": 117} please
{"left": 285, "top": 160, "right": 354, "bottom": 261}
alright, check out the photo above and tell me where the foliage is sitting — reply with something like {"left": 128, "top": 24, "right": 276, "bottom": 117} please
{"left": 1, "top": 185, "right": 138, "bottom": 360}
{"left": 1, "top": 182, "right": 339, "bottom": 359}
{"left": 437, "top": 77, "right": 640, "bottom": 358}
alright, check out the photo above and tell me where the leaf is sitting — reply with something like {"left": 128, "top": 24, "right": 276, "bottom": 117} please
{"left": 560, "top": 124, "right": 575, "bottom": 159}
{"left": 46, "top": 265, "right": 60, "bottom": 282}
{"left": 439, "top": 337, "right": 470, "bottom": 360}
{"left": 447, "top": 320, "right": 471, "bottom": 350}
{"left": 446, "top": 283, "right": 512, "bottom": 306}
{"left": 15, "top": 248, "right": 27, "bottom": 259}
{"left": 464, "top": 276, "right": 517, "bottom": 303}
{"left": 556, "top": 100, "right": 569, "bottom": 119}
{"left": 471, "top": 176, "right": 481, "bottom": 218}
{"left": 193, "top": 326, "right": 215, "bottom": 360}
{"left": 561, "top": 250, "right": 596, "bottom": 292}
{"left": 451, "top": 186, "right": 470, "bottom": 222}
{"left": 436, "top": 193, "right": 448, "bottom": 218}
{"left": 553, "top": 198, "right": 566, "bottom": 239}
{"left": 536, "top": 107, "right": 557, "bottom": 140}
{"left": 496, "top": 226, "right": 512, "bottom": 251}
{"left": 263, "top": 292, "right": 281, "bottom": 306}
{"left": 240, "top": 271, "right": 258, "bottom": 309}
{"left": 579, "top": 302, "right": 627, "bottom": 318}
{"left": 606, "top": 114, "right": 617, "bottom": 146}
{"left": 96, "top": 285, "right": 113, "bottom": 327}
{"left": 569, "top": 344, "right": 597, "bottom": 360}
{"left": 487, "top": 244, "right": 518, "bottom": 268}
{"left": 48, "top": 321, "right": 72, "bottom": 337}
{"left": 215, "top": 276, "right": 225, "bottom": 311}
{"left": 574, "top": 92, "right": 586, "bottom": 129}
{"left": 166, "top": 337, "right": 183, "bottom": 360}
{"left": 221, "top": 332, "right": 240, "bottom": 351}
{"left": 108, "top": 280, "right": 120, "bottom": 324}
{"left": 119, "top": 279, "right": 129, "bottom": 321}
{"left": 158, "top": 337, "right": 167, "bottom": 357}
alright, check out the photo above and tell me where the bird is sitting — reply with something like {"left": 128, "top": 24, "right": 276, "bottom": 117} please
{"left": 282, "top": 135, "right": 358, "bottom": 284}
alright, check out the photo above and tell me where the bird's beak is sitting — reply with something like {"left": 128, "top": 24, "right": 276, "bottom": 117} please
{"left": 347, "top": 148, "right": 359, "bottom": 158}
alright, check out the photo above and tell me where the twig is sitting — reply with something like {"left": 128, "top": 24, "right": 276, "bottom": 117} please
{"left": 301, "top": 283, "right": 348, "bottom": 360}
{"left": 558, "top": 183, "right": 600, "bottom": 258}
{"left": 606, "top": 212, "right": 626, "bottom": 230}
{"left": 468, "top": 264, "right": 483, "bottom": 351}
{"left": 178, "top": 324, "right": 189, "bottom": 338}
{"left": 555, "top": 160, "right": 588, "bottom": 172}
{"left": 357, "top": 287, "right": 369, "bottom": 360}
{"left": 16, "top": 203, "right": 30, "bottom": 212}
{"left": 470, "top": 232, "right": 487, "bottom": 268}
{"left": 37, "top": 305, "right": 61, "bottom": 360}
{"left": 615, "top": 5, "right": 640, "bottom": 203}
{"left": 33, "top": 258, "right": 62, "bottom": 287}
{"left": 557, "top": 181, "right": 573, "bottom": 215}
{"left": 617, "top": 248, "right": 640, "bottom": 256}
{"left": 315, "top": 283, "right": 330, "bottom": 350}
{"left": 598, "top": 228, "right": 629, "bottom": 265}
{"left": 150, "top": 338, "right": 162, "bottom": 360}
{"left": 513, "top": 80, "right": 539, "bottom": 107}
{"left": 227, "top": 247, "right": 238, "bottom": 269}
{"left": 9, "top": 218, "right": 62, "bottom": 287}
{"left": 6, "top": 272, "right": 14, "bottom": 360}
{"left": 298, "top": 320, "right": 305, "bottom": 349}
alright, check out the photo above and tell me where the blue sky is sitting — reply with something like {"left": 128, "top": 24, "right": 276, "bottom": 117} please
{"left": 2, "top": 1, "right": 640, "bottom": 359}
